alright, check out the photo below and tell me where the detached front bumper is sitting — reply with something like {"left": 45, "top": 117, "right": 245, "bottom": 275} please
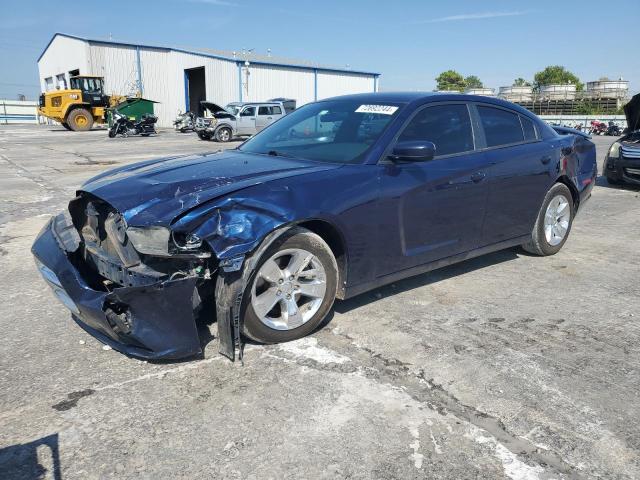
{"left": 31, "top": 216, "right": 203, "bottom": 360}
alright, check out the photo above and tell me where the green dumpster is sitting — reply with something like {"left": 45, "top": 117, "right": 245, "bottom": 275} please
{"left": 107, "top": 98, "right": 159, "bottom": 126}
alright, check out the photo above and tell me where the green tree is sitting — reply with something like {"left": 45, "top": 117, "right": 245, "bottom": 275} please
{"left": 464, "top": 75, "right": 483, "bottom": 89}
{"left": 436, "top": 70, "right": 466, "bottom": 92}
{"left": 513, "top": 77, "right": 531, "bottom": 87}
{"left": 533, "top": 66, "right": 584, "bottom": 91}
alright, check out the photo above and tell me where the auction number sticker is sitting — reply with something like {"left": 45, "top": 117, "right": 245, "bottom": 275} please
{"left": 355, "top": 104, "right": 398, "bottom": 115}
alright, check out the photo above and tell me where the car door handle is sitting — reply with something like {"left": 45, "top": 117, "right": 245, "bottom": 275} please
{"left": 541, "top": 156, "right": 551, "bottom": 165}
{"left": 267, "top": 117, "right": 272, "bottom": 120}
{"left": 470, "top": 172, "right": 486, "bottom": 183}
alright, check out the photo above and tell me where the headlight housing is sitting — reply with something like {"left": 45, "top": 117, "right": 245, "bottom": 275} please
{"left": 126, "top": 226, "right": 171, "bottom": 256}
{"left": 171, "top": 231, "right": 203, "bottom": 250}
{"left": 126, "top": 226, "right": 209, "bottom": 256}
{"left": 608, "top": 142, "right": 621, "bottom": 159}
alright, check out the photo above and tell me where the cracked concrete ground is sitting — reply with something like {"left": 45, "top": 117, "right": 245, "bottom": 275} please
{"left": 0, "top": 125, "right": 638, "bottom": 479}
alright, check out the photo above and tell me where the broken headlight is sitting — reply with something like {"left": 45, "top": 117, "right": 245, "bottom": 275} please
{"left": 127, "top": 226, "right": 209, "bottom": 256}
{"left": 126, "top": 226, "right": 171, "bottom": 256}
{"left": 171, "top": 231, "right": 203, "bottom": 251}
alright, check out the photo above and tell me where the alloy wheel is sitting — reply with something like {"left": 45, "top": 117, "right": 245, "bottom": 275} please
{"left": 250, "top": 248, "right": 327, "bottom": 330}
{"left": 543, "top": 194, "right": 571, "bottom": 246}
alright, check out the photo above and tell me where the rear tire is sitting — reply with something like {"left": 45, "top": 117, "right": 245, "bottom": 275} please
{"left": 197, "top": 132, "right": 210, "bottom": 141}
{"left": 522, "top": 183, "right": 574, "bottom": 256}
{"left": 215, "top": 127, "right": 232, "bottom": 143}
{"left": 67, "top": 108, "right": 93, "bottom": 131}
{"left": 242, "top": 228, "right": 338, "bottom": 344}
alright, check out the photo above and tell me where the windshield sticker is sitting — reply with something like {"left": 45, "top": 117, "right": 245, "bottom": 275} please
{"left": 355, "top": 105, "right": 398, "bottom": 115}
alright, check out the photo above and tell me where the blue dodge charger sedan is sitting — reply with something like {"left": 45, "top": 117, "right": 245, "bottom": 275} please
{"left": 32, "top": 93, "right": 597, "bottom": 360}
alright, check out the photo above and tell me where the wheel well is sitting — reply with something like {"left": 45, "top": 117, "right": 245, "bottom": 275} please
{"left": 556, "top": 176, "right": 580, "bottom": 210}
{"left": 297, "top": 220, "right": 347, "bottom": 299}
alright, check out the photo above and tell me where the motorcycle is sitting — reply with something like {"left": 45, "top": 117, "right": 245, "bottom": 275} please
{"left": 108, "top": 110, "right": 157, "bottom": 138}
{"left": 589, "top": 120, "right": 607, "bottom": 136}
{"left": 605, "top": 121, "right": 622, "bottom": 136}
{"left": 173, "top": 111, "right": 196, "bottom": 132}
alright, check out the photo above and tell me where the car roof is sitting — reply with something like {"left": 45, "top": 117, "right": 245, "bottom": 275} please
{"left": 323, "top": 91, "right": 537, "bottom": 117}
{"left": 228, "top": 101, "right": 282, "bottom": 106}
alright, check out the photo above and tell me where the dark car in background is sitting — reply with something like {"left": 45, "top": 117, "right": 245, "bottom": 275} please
{"left": 32, "top": 93, "right": 597, "bottom": 361}
{"left": 603, "top": 93, "right": 640, "bottom": 186}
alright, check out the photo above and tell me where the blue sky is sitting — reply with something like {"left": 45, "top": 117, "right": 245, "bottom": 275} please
{"left": 0, "top": 0, "right": 638, "bottom": 99}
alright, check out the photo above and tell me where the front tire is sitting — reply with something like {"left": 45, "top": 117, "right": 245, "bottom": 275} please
{"left": 61, "top": 122, "right": 72, "bottom": 131}
{"left": 242, "top": 228, "right": 338, "bottom": 344}
{"left": 215, "top": 127, "right": 232, "bottom": 143}
{"left": 67, "top": 108, "right": 93, "bottom": 131}
{"left": 522, "top": 183, "right": 574, "bottom": 256}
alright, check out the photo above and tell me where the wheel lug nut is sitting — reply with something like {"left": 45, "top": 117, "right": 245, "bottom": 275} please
{"left": 286, "top": 294, "right": 291, "bottom": 299}
{"left": 276, "top": 290, "right": 281, "bottom": 296}
{"left": 289, "top": 276, "right": 294, "bottom": 281}
{"left": 278, "top": 279, "right": 284, "bottom": 284}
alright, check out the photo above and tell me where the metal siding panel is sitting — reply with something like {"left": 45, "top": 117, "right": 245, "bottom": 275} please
{"left": 317, "top": 72, "right": 376, "bottom": 100}
{"left": 88, "top": 44, "right": 139, "bottom": 98}
{"left": 242, "top": 65, "right": 315, "bottom": 106}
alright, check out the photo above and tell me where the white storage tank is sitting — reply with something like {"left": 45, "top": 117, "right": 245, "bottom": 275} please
{"left": 464, "top": 87, "right": 494, "bottom": 96}
{"left": 498, "top": 86, "right": 533, "bottom": 102}
{"left": 586, "top": 78, "right": 629, "bottom": 99}
{"left": 539, "top": 84, "right": 576, "bottom": 100}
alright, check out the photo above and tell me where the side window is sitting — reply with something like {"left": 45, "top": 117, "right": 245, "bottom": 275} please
{"left": 520, "top": 115, "right": 537, "bottom": 141}
{"left": 398, "top": 104, "right": 474, "bottom": 157}
{"left": 478, "top": 106, "right": 524, "bottom": 147}
{"left": 241, "top": 106, "right": 255, "bottom": 117}
{"left": 271, "top": 106, "right": 282, "bottom": 115}
{"left": 258, "top": 106, "right": 271, "bottom": 115}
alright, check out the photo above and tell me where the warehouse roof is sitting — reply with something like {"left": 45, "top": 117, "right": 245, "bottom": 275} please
{"left": 39, "top": 33, "right": 381, "bottom": 77}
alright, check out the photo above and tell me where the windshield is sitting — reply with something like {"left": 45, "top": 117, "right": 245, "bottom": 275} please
{"left": 239, "top": 99, "right": 403, "bottom": 163}
{"left": 226, "top": 104, "right": 241, "bottom": 115}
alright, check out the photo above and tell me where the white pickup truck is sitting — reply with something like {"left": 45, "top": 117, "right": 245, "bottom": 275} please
{"left": 195, "top": 100, "right": 290, "bottom": 142}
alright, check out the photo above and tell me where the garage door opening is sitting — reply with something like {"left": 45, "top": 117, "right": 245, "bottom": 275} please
{"left": 184, "top": 67, "right": 206, "bottom": 116}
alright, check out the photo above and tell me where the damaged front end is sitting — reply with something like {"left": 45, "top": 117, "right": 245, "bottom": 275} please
{"left": 32, "top": 194, "right": 216, "bottom": 360}
{"left": 32, "top": 189, "right": 294, "bottom": 361}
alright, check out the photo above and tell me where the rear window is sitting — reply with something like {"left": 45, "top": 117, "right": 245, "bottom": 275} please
{"left": 478, "top": 106, "right": 524, "bottom": 147}
{"left": 398, "top": 104, "right": 474, "bottom": 157}
{"left": 520, "top": 115, "right": 537, "bottom": 141}
{"left": 271, "top": 106, "right": 282, "bottom": 115}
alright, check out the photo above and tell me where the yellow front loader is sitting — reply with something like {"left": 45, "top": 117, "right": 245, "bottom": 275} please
{"left": 38, "top": 76, "right": 126, "bottom": 131}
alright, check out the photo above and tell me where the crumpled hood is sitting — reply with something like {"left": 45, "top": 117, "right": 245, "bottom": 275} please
{"left": 80, "top": 150, "right": 340, "bottom": 226}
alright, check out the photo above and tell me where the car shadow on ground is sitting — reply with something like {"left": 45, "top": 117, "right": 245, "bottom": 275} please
{"left": 168, "top": 247, "right": 521, "bottom": 360}
{"left": 594, "top": 175, "right": 640, "bottom": 191}
{"left": 332, "top": 247, "right": 521, "bottom": 316}
{"left": 0, "top": 433, "right": 62, "bottom": 480}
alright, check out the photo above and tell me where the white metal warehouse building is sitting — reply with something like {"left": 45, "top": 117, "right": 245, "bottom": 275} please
{"left": 37, "top": 33, "right": 381, "bottom": 127}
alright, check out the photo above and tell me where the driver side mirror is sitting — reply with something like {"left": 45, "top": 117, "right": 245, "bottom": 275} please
{"left": 390, "top": 141, "right": 436, "bottom": 162}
